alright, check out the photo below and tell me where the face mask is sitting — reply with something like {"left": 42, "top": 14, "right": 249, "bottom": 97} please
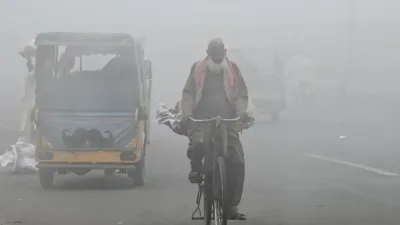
{"left": 211, "top": 56, "right": 224, "bottom": 64}
{"left": 206, "top": 57, "right": 225, "bottom": 74}
{"left": 208, "top": 48, "right": 225, "bottom": 64}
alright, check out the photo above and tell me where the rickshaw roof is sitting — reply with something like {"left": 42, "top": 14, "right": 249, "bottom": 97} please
{"left": 35, "top": 32, "right": 135, "bottom": 47}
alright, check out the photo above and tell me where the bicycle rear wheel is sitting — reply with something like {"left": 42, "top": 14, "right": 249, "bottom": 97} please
{"left": 214, "top": 156, "right": 229, "bottom": 225}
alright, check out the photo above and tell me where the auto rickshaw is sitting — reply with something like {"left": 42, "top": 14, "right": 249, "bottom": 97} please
{"left": 32, "top": 32, "right": 152, "bottom": 188}
{"left": 228, "top": 47, "right": 286, "bottom": 122}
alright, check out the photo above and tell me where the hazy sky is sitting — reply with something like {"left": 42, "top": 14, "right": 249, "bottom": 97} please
{"left": 1, "top": 0, "right": 400, "bottom": 105}
{"left": 1, "top": 0, "right": 400, "bottom": 54}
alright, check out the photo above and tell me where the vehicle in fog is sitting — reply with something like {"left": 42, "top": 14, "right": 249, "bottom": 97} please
{"left": 227, "top": 48, "right": 286, "bottom": 122}
{"left": 296, "top": 80, "right": 314, "bottom": 107}
{"left": 32, "top": 32, "right": 152, "bottom": 188}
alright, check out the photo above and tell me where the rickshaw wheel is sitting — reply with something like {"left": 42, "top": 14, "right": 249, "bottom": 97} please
{"left": 128, "top": 141, "right": 147, "bottom": 186}
{"left": 128, "top": 158, "right": 145, "bottom": 187}
{"left": 39, "top": 168, "right": 54, "bottom": 189}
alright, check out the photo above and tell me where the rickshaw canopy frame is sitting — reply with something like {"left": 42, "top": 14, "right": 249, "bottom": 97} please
{"left": 35, "top": 32, "right": 135, "bottom": 47}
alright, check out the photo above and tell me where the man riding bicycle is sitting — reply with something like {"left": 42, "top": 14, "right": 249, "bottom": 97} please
{"left": 180, "top": 38, "right": 249, "bottom": 220}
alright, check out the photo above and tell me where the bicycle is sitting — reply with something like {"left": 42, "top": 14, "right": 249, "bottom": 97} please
{"left": 190, "top": 116, "right": 241, "bottom": 225}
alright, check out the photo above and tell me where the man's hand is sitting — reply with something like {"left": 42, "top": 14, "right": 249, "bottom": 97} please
{"left": 238, "top": 112, "right": 248, "bottom": 122}
{"left": 178, "top": 115, "right": 190, "bottom": 134}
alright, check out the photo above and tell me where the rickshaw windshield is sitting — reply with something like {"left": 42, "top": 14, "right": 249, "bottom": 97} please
{"left": 35, "top": 45, "right": 140, "bottom": 112}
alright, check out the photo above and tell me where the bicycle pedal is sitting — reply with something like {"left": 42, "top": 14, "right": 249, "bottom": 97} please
{"left": 191, "top": 216, "right": 205, "bottom": 220}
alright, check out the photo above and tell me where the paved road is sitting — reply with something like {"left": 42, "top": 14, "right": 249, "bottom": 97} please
{"left": 1, "top": 95, "right": 400, "bottom": 225}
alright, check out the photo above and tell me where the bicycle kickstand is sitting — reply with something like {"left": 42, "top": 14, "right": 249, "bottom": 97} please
{"left": 191, "top": 183, "right": 204, "bottom": 220}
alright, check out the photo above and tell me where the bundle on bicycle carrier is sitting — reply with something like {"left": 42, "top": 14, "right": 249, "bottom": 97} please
{"left": 156, "top": 102, "right": 255, "bottom": 135}
{"left": 155, "top": 103, "right": 186, "bottom": 135}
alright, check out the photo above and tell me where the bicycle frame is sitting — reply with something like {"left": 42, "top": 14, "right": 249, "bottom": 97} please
{"left": 190, "top": 116, "right": 240, "bottom": 222}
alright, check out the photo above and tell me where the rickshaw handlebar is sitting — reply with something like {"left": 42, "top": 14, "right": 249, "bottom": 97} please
{"left": 188, "top": 116, "right": 241, "bottom": 124}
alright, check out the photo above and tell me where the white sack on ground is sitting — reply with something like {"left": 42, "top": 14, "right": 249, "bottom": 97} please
{"left": 0, "top": 139, "right": 37, "bottom": 173}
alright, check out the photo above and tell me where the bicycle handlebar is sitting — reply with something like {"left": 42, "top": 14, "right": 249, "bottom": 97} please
{"left": 189, "top": 116, "right": 241, "bottom": 123}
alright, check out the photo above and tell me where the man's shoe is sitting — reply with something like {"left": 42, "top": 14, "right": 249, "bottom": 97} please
{"left": 188, "top": 171, "right": 201, "bottom": 183}
{"left": 229, "top": 206, "right": 247, "bottom": 220}
{"left": 228, "top": 212, "right": 247, "bottom": 220}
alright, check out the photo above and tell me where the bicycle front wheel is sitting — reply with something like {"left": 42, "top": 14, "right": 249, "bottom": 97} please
{"left": 214, "top": 156, "right": 229, "bottom": 225}
{"left": 203, "top": 174, "right": 213, "bottom": 225}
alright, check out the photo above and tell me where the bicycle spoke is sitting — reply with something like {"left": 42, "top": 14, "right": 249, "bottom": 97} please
{"left": 214, "top": 199, "right": 223, "bottom": 225}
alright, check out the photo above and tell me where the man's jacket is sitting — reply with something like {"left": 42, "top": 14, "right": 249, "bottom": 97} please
{"left": 181, "top": 58, "right": 249, "bottom": 118}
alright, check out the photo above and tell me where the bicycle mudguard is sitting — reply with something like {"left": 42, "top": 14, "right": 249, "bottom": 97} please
{"left": 219, "top": 123, "right": 229, "bottom": 158}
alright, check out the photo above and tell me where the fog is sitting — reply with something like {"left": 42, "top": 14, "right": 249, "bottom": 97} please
{"left": 1, "top": 1, "right": 400, "bottom": 224}
{"left": 2, "top": 0, "right": 400, "bottom": 106}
